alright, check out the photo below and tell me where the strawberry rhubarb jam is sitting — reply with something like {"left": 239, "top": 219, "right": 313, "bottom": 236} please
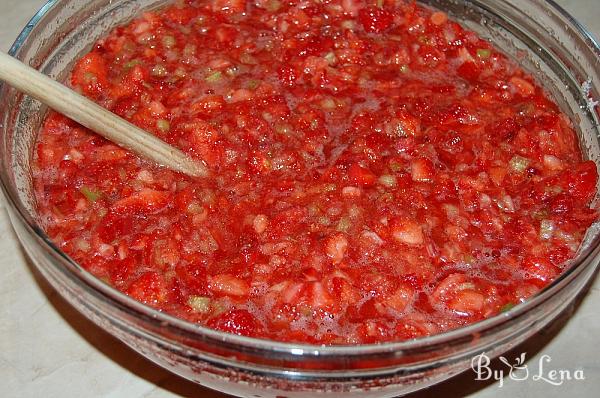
{"left": 33, "top": 0, "right": 598, "bottom": 344}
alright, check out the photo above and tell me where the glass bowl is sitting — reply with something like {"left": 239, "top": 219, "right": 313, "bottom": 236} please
{"left": 1, "top": 0, "right": 599, "bottom": 397}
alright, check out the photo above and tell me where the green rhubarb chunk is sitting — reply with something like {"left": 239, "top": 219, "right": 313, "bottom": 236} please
{"left": 80, "top": 186, "right": 102, "bottom": 202}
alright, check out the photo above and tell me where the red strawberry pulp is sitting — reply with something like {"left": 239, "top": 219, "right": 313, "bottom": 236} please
{"left": 33, "top": 0, "right": 598, "bottom": 344}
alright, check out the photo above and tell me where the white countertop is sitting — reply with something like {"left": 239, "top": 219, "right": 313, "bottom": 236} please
{"left": 1, "top": 1, "right": 599, "bottom": 397}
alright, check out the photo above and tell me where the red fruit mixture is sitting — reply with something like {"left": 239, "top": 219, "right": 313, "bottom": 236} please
{"left": 33, "top": 0, "right": 598, "bottom": 344}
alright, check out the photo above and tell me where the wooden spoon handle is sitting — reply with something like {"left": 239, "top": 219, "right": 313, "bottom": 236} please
{"left": 0, "top": 51, "right": 208, "bottom": 178}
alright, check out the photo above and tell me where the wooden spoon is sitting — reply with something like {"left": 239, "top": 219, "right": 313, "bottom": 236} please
{"left": 0, "top": 51, "right": 208, "bottom": 178}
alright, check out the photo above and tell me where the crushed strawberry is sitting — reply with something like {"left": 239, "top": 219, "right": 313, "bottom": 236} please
{"left": 34, "top": 0, "right": 598, "bottom": 345}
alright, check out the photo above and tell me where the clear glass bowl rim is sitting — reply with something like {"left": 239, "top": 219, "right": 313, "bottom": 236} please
{"left": 2, "top": 0, "right": 600, "bottom": 358}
